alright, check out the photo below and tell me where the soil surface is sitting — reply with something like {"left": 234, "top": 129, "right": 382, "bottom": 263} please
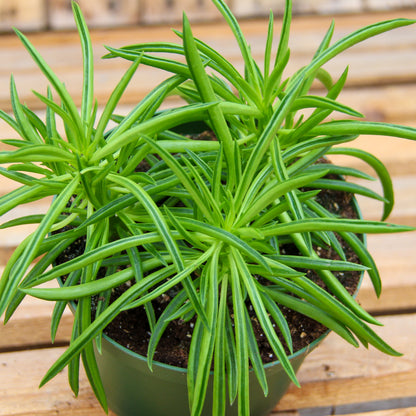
{"left": 103, "top": 184, "right": 361, "bottom": 367}
{"left": 55, "top": 159, "right": 362, "bottom": 369}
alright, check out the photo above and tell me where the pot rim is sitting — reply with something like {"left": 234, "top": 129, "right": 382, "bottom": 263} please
{"left": 100, "top": 323, "right": 329, "bottom": 374}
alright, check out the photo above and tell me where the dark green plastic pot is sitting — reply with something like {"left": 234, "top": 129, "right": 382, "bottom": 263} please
{"left": 94, "top": 330, "right": 327, "bottom": 416}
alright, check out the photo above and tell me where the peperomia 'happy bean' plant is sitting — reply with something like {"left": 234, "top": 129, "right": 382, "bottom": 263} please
{"left": 0, "top": 1, "right": 416, "bottom": 415}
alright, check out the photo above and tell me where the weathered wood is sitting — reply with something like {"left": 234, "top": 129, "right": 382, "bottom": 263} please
{"left": 0, "top": 280, "right": 73, "bottom": 350}
{"left": 0, "top": 314, "right": 414, "bottom": 415}
{"left": 141, "top": 0, "right": 226, "bottom": 24}
{"left": 341, "top": 407, "right": 416, "bottom": 416}
{"left": 364, "top": 0, "right": 416, "bottom": 11}
{"left": 47, "top": 0, "right": 141, "bottom": 30}
{"left": 232, "top": 0, "right": 362, "bottom": 18}
{"left": 275, "top": 313, "right": 416, "bottom": 412}
{"left": 0, "top": 0, "right": 47, "bottom": 32}
{"left": 357, "top": 233, "right": 416, "bottom": 314}
{"left": 1, "top": 11, "right": 416, "bottom": 111}
{"left": 0, "top": 347, "right": 110, "bottom": 415}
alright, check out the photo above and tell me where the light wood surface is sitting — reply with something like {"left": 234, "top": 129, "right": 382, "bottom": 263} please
{"left": 0, "top": 0, "right": 415, "bottom": 32}
{"left": 1, "top": 9, "right": 416, "bottom": 416}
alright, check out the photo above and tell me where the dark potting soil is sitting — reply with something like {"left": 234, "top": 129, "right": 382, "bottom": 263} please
{"left": 55, "top": 156, "right": 361, "bottom": 369}
{"left": 103, "top": 184, "right": 361, "bottom": 367}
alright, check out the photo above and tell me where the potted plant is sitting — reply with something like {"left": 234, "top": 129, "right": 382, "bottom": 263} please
{"left": 0, "top": 1, "right": 415, "bottom": 415}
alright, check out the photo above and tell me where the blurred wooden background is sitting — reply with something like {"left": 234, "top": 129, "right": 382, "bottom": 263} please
{"left": 1, "top": 0, "right": 416, "bottom": 32}
{"left": 0, "top": 1, "right": 416, "bottom": 415}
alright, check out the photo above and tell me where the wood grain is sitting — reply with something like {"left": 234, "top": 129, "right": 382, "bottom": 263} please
{"left": 275, "top": 314, "right": 416, "bottom": 412}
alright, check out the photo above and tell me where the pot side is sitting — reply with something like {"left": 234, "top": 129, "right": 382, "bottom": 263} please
{"left": 94, "top": 330, "right": 327, "bottom": 416}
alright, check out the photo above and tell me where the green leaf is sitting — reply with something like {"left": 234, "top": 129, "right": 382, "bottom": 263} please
{"left": 10, "top": 76, "right": 42, "bottom": 144}
{"left": 328, "top": 147, "right": 395, "bottom": 220}
{"left": 0, "top": 144, "right": 75, "bottom": 164}
{"left": 236, "top": 169, "right": 329, "bottom": 227}
{"left": 212, "top": 0, "right": 261, "bottom": 96}
{"left": 72, "top": 1, "right": 94, "bottom": 131}
{"left": 228, "top": 251, "right": 250, "bottom": 416}
{"left": 140, "top": 135, "right": 216, "bottom": 223}
{"left": 109, "top": 174, "right": 208, "bottom": 325}
{"left": 261, "top": 217, "right": 414, "bottom": 238}
{"left": 188, "top": 246, "right": 221, "bottom": 416}
{"left": 0, "top": 175, "right": 79, "bottom": 316}
{"left": 92, "top": 58, "right": 142, "bottom": 153}
{"left": 22, "top": 233, "right": 165, "bottom": 289}
{"left": 307, "top": 178, "right": 387, "bottom": 203}
{"left": 91, "top": 102, "right": 215, "bottom": 162}
{"left": 263, "top": 11, "right": 274, "bottom": 81}
{"left": 292, "top": 96, "right": 363, "bottom": 118}
{"left": 310, "top": 120, "right": 416, "bottom": 141}
{"left": 13, "top": 28, "right": 84, "bottom": 146}
{"left": 275, "top": 0, "right": 292, "bottom": 68}
{"left": 266, "top": 288, "right": 359, "bottom": 348}
{"left": 213, "top": 274, "right": 228, "bottom": 416}
{"left": 267, "top": 254, "right": 368, "bottom": 272}
{"left": 147, "top": 287, "right": 189, "bottom": 368}
{"left": 231, "top": 248, "right": 299, "bottom": 387}
{"left": 108, "top": 174, "right": 183, "bottom": 270}
{"left": 178, "top": 217, "right": 274, "bottom": 273}
{"left": 182, "top": 13, "right": 236, "bottom": 187}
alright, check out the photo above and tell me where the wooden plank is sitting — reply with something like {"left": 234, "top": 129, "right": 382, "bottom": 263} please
{"left": 0, "top": 0, "right": 47, "bottom": 32}
{"left": 141, "top": 0, "right": 226, "bottom": 24}
{"left": 350, "top": 176, "right": 416, "bottom": 226}
{"left": 275, "top": 313, "right": 416, "bottom": 412}
{"left": 0, "top": 347, "right": 111, "bottom": 415}
{"left": 232, "top": 0, "right": 362, "bottom": 18}
{"left": 357, "top": 233, "right": 416, "bottom": 314}
{"left": 341, "top": 407, "right": 416, "bottom": 416}
{"left": 330, "top": 132, "right": 416, "bottom": 177}
{"left": 0, "top": 314, "right": 414, "bottom": 415}
{"left": 0, "top": 279, "right": 73, "bottom": 350}
{"left": 339, "top": 85, "right": 416, "bottom": 125}
{"left": 365, "top": 1, "right": 416, "bottom": 11}
{"left": 47, "top": 0, "right": 141, "bottom": 30}
{"left": 1, "top": 11, "right": 415, "bottom": 111}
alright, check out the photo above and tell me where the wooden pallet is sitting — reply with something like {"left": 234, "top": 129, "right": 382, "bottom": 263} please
{"left": 1, "top": 10, "right": 416, "bottom": 416}
{"left": 1, "top": 0, "right": 416, "bottom": 32}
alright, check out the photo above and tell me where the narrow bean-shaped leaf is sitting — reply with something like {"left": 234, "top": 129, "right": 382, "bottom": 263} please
{"left": 228, "top": 251, "right": 250, "bottom": 416}
{"left": 13, "top": 28, "right": 83, "bottom": 144}
{"left": 261, "top": 218, "right": 414, "bottom": 238}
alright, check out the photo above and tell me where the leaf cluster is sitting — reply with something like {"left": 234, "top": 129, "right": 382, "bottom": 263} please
{"left": 0, "top": 1, "right": 415, "bottom": 415}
